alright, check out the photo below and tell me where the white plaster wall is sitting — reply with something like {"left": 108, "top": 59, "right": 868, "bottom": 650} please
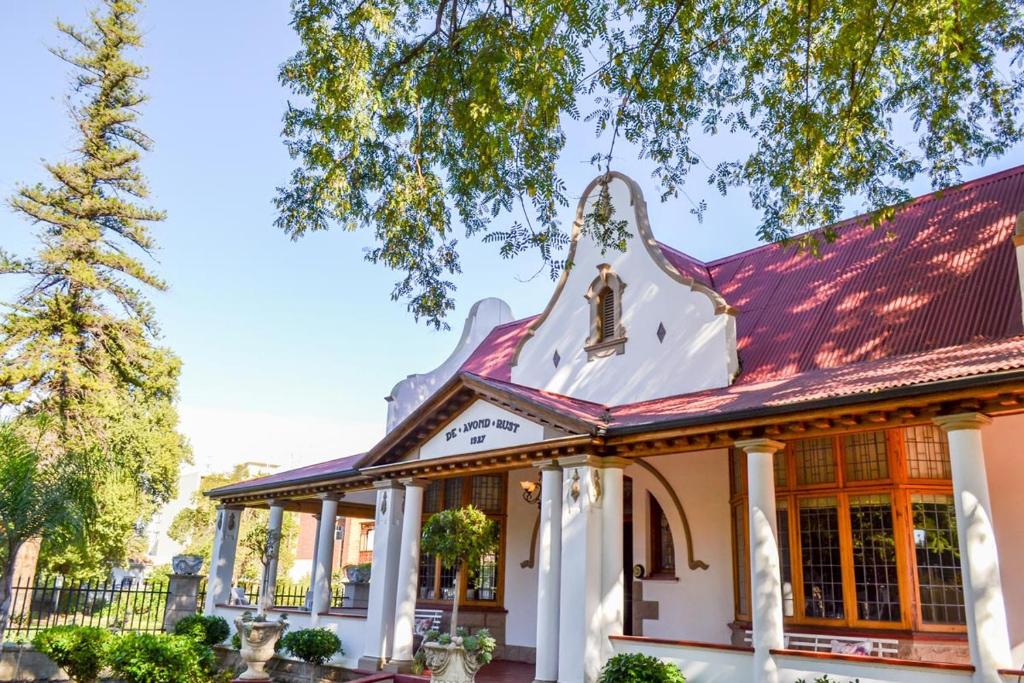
{"left": 418, "top": 401, "right": 546, "bottom": 460}
{"left": 504, "top": 467, "right": 540, "bottom": 648}
{"left": 625, "top": 449, "right": 735, "bottom": 645}
{"left": 982, "top": 413, "right": 1024, "bottom": 666}
{"left": 611, "top": 639, "right": 752, "bottom": 683}
{"left": 386, "top": 298, "right": 514, "bottom": 432}
{"left": 512, "top": 175, "right": 735, "bottom": 405}
{"left": 213, "top": 604, "right": 367, "bottom": 669}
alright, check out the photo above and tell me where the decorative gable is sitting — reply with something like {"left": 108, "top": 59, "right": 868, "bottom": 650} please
{"left": 511, "top": 173, "right": 739, "bottom": 405}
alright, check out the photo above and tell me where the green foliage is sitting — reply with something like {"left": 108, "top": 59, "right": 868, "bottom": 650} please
{"left": 169, "top": 466, "right": 298, "bottom": 580}
{"left": 420, "top": 506, "right": 498, "bottom": 576}
{"left": 279, "top": 628, "right": 343, "bottom": 666}
{"left": 598, "top": 653, "right": 686, "bottom": 683}
{"left": 278, "top": 0, "right": 1024, "bottom": 327}
{"left": 0, "top": 421, "right": 93, "bottom": 637}
{"left": 0, "top": 0, "right": 190, "bottom": 579}
{"left": 104, "top": 632, "right": 215, "bottom": 683}
{"left": 422, "top": 626, "right": 496, "bottom": 665}
{"left": 174, "top": 614, "right": 231, "bottom": 647}
{"left": 31, "top": 626, "right": 111, "bottom": 683}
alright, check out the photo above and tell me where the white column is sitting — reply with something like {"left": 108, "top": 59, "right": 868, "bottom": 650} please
{"left": 934, "top": 414, "right": 1012, "bottom": 683}
{"left": 305, "top": 513, "right": 322, "bottom": 610}
{"left": 738, "top": 438, "right": 785, "bottom": 683}
{"left": 389, "top": 478, "right": 428, "bottom": 671}
{"left": 557, "top": 455, "right": 627, "bottom": 683}
{"left": 310, "top": 494, "right": 340, "bottom": 624}
{"left": 259, "top": 501, "right": 286, "bottom": 614}
{"left": 206, "top": 505, "right": 242, "bottom": 613}
{"left": 534, "top": 463, "right": 563, "bottom": 683}
{"left": 359, "top": 481, "right": 406, "bottom": 671}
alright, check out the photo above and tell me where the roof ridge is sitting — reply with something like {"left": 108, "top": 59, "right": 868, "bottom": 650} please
{"left": 704, "top": 163, "right": 1024, "bottom": 268}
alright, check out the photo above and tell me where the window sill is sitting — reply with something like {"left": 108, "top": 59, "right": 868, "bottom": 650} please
{"left": 640, "top": 574, "right": 678, "bottom": 583}
{"left": 585, "top": 337, "right": 627, "bottom": 360}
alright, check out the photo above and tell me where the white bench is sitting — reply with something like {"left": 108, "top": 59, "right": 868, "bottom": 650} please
{"left": 414, "top": 608, "right": 443, "bottom": 635}
{"left": 744, "top": 630, "right": 899, "bottom": 658}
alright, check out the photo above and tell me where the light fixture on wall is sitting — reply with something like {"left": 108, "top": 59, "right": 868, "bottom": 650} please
{"left": 520, "top": 477, "right": 542, "bottom": 506}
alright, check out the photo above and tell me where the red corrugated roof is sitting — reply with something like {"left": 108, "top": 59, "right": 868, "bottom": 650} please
{"left": 464, "top": 164, "right": 1024, "bottom": 394}
{"left": 209, "top": 452, "right": 366, "bottom": 496}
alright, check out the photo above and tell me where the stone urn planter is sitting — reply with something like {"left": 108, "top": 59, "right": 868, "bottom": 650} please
{"left": 171, "top": 554, "right": 203, "bottom": 576}
{"left": 420, "top": 642, "right": 483, "bottom": 683}
{"left": 232, "top": 615, "right": 287, "bottom": 682}
{"left": 343, "top": 563, "right": 371, "bottom": 583}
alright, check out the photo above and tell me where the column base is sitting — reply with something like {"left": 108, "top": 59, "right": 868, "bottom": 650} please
{"left": 357, "top": 656, "right": 385, "bottom": 672}
{"left": 533, "top": 679, "right": 558, "bottom": 683}
{"left": 231, "top": 678, "right": 271, "bottom": 683}
{"left": 383, "top": 659, "right": 415, "bottom": 673}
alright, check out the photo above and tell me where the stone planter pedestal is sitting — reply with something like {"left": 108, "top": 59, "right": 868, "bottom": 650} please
{"left": 232, "top": 617, "right": 287, "bottom": 682}
{"left": 341, "top": 581, "right": 370, "bottom": 609}
{"left": 421, "top": 643, "right": 482, "bottom": 683}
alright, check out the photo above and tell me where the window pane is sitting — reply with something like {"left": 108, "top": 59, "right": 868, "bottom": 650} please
{"left": 418, "top": 552, "right": 437, "bottom": 600}
{"left": 912, "top": 494, "right": 966, "bottom": 625}
{"left": 468, "top": 550, "right": 499, "bottom": 602}
{"left": 799, "top": 496, "right": 844, "bottom": 619}
{"left": 849, "top": 494, "right": 901, "bottom": 622}
{"left": 905, "top": 426, "right": 952, "bottom": 479}
{"left": 844, "top": 432, "right": 890, "bottom": 481}
{"left": 424, "top": 481, "right": 442, "bottom": 514}
{"left": 774, "top": 452, "right": 788, "bottom": 488}
{"left": 778, "top": 501, "right": 794, "bottom": 617}
{"left": 439, "top": 561, "right": 458, "bottom": 600}
{"left": 733, "top": 504, "right": 749, "bottom": 615}
{"left": 471, "top": 475, "right": 503, "bottom": 513}
{"left": 795, "top": 438, "right": 836, "bottom": 485}
{"left": 443, "top": 478, "right": 464, "bottom": 510}
{"left": 334, "top": 520, "right": 345, "bottom": 541}
{"left": 651, "top": 495, "right": 675, "bottom": 575}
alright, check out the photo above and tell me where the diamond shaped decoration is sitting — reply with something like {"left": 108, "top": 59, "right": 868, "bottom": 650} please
{"left": 552, "top": 350, "right": 561, "bottom": 368}
{"left": 656, "top": 322, "right": 667, "bottom": 343}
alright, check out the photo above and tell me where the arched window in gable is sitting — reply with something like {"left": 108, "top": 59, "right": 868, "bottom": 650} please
{"left": 585, "top": 265, "right": 626, "bottom": 359}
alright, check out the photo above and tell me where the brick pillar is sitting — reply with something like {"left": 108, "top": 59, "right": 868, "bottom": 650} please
{"left": 163, "top": 574, "right": 204, "bottom": 633}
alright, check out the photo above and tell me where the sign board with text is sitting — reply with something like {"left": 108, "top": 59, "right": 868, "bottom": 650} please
{"left": 418, "top": 400, "right": 546, "bottom": 460}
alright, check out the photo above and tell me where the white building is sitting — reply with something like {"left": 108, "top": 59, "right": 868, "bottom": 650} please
{"left": 204, "top": 167, "right": 1024, "bottom": 682}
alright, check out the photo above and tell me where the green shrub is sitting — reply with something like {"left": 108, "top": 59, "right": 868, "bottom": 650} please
{"left": 32, "top": 626, "right": 110, "bottom": 683}
{"left": 279, "top": 628, "right": 342, "bottom": 666}
{"left": 174, "top": 614, "right": 230, "bottom": 646}
{"left": 598, "top": 653, "right": 685, "bottom": 683}
{"left": 104, "top": 632, "right": 214, "bottom": 683}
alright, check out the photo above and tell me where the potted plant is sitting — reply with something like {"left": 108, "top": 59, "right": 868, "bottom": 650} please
{"left": 598, "top": 653, "right": 685, "bottom": 683}
{"left": 417, "top": 506, "right": 498, "bottom": 683}
{"left": 279, "top": 627, "right": 342, "bottom": 683}
{"left": 343, "top": 563, "right": 371, "bottom": 583}
{"left": 234, "top": 610, "right": 288, "bottom": 681}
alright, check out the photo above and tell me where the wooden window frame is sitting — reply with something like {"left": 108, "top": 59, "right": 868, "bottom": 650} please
{"left": 729, "top": 426, "right": 965, "bottom": 635}
{"left": 418, "top": 473, "right": 508, "bottom": 609}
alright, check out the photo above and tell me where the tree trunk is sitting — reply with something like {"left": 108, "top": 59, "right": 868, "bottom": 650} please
{"left": 0, "top": 545, "right": 23, "bottom": 642}
{"left": 449, "top": 565, "right": 461, "bottom": 637}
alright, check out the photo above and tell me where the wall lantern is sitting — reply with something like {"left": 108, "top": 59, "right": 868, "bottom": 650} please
{"left": 520, "top": 477, "right": 542, "bottom": 506}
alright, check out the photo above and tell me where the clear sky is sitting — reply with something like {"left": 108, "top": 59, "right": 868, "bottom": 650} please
{"left": 3, "top": 1, "right": 1024, "bottom": 475}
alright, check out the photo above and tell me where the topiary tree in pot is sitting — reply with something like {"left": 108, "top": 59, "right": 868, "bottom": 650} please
{"left": 279, "top": 627, "right": 342, "bottom": 683}
{"left": 418, "top": 506, "right": 498, "bottom": 683}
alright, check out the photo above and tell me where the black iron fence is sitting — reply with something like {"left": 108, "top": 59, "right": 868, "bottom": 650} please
{"left": 4, "top": 576, "right": 169, "bottom": 642}
{"left": 228, "top": 581, "right": 345, "bottom": 610}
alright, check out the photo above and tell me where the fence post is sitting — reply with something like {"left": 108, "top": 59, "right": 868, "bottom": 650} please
{"left": 163, "top": 573, "right": 204, "bottom": 632}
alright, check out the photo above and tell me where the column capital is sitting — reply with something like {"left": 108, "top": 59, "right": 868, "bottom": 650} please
{"left": 933, "top": 412, "right": 992, "bottom": 432}
{"left": 534, "top": 459, "right": 563, "bottom": 472}
{"left": 373, "top": 479, "right": 404, "bottom": 491}
{"left": 317, "top": 492, "right": 344, "bottom": 502}
{"left": 558, "top": 454, "right": 630, "bottom": 469}
{"left": 267, "top": 499, "right": 288, "bottom": 508}
{"left": 399, "top": 477, "right": 430, "bottom": 489}
{"left": 735, "top": 438, "right": 785, "bottom": 455}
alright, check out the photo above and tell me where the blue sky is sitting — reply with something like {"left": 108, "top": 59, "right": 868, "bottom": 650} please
{"left": 3, "top": 1, "right": 1024, "bottom": 473}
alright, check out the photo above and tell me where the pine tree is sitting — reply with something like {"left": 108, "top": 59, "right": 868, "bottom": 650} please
{"left": 0, "top": 0, "right": 189, "bottom": 578}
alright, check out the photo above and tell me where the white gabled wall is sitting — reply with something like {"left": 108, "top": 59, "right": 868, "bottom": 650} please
{"left": 386, "top": 298, "right": 514, "bottom": 432}
{"left": 512, "top": 174, "right": 737, "bottom": 405}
